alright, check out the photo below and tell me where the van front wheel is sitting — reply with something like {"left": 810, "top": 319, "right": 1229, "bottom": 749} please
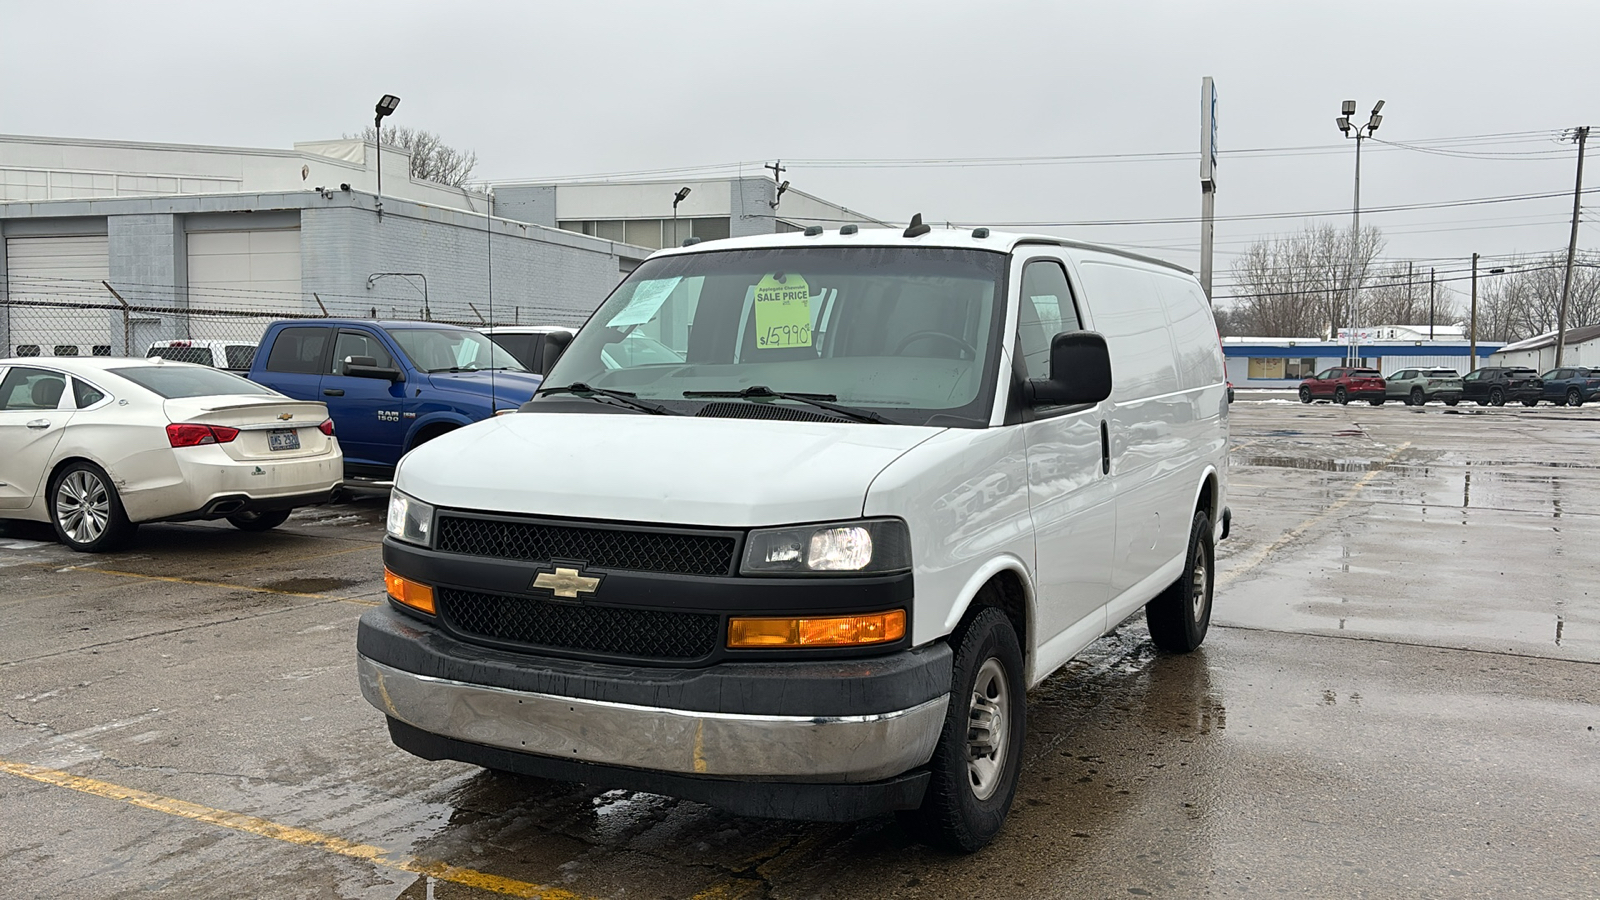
{"left": 1146, "top": 510, "right": 1214, "bottom": 653}
{"left": 899, "top": 606, "right": 1025, "bottom": 853}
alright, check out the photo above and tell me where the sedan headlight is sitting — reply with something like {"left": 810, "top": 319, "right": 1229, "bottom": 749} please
{"left": 386, "top": 490, "right": 435, "bottom": 546}
{"left": 741, "top": 518, "right": 911, "bottom": 575}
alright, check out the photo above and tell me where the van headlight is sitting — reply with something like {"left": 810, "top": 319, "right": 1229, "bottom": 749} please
{"left": 386, "top": 490, "right": 434, "bottom": 546}
{"left": 741, "top": 518, "right": 911, "bottom": 575}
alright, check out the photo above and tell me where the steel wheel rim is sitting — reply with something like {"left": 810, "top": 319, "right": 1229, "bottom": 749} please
{"left": 56, "top": 470, "right": 110, "bottom": 544}
{"left": 1191, "top": 547, "right": 1210, "bottom": 621}
{"left": 965, "top": 657, "right": 1010, "bottom": 801}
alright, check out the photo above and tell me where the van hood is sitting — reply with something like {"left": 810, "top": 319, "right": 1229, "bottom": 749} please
{"left": 424, "top": 370, "right": 543, "bottom": 406}
{"left": 397, "top": 412, "right": 944, "bottom": 527}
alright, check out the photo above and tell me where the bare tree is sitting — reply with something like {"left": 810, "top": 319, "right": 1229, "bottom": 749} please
{"left": 346, "top": 125, "right": 478, "bottom": 187}
{"left": 1476, "top": 251, "right": 1600, "bottom": 342}
{"left": 1226, "top": 223, "right": 1384, "bottom": 337}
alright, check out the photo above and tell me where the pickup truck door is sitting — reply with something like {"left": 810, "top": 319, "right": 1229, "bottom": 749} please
{"left": 255, "top": 325, "right": 333, "bottom": 401}
{"left": 321, "top": 328, "right": 409, "bottom": 467}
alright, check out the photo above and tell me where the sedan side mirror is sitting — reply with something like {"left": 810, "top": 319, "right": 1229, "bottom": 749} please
{"left": 343, "top": 355, "right": 403, "bottom": 381}
{"left": 541, "top": 331, "right": 574, "bottom": 376}
{"left": 1025, "top": 331, "right": 1113, "bottom": 406}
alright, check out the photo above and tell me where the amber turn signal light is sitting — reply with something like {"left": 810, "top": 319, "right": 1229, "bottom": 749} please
{"left": 728, "top": 609, "right": 906, "bottom": 649}
{"left": 384, "top": 568, "right": 435, "bottom": 615}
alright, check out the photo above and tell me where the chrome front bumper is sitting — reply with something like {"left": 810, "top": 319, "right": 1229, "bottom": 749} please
{"left": 358, "top": 655, "right": 949, "bottom": 783}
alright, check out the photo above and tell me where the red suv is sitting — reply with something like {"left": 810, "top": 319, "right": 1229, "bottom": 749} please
{"left": 1299, "top": 367, "right": 1387, "bottom": 405}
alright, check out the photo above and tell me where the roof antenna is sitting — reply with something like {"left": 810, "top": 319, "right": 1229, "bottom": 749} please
{"left": 903, "top": 213, "right": 930, "bottom": 238}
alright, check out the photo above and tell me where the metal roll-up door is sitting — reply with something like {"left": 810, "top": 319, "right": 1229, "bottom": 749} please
{"left": 4, "top": 235, "right": 111, "bottom": 356}
{"left": 186, "top": 228, "right": 302, "bottom": 342}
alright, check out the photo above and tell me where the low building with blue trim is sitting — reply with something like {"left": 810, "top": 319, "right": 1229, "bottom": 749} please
{"left": 1223, "top": 326, "right": 1505, "bottom": 387}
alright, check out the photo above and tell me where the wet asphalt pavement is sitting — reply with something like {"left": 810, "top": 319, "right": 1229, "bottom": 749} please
{"left": 2, "top": 397, "right": 1598, "bottom": 898}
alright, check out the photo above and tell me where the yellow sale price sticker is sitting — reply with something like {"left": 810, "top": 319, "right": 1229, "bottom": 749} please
{"left": 753, "top": 273, "right": 812, "bottom": 349}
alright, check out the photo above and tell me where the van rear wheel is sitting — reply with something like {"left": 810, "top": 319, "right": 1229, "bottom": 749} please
{"left": 898, "top": 607, "right": 1025, "bottom": 853}
{"left": 1146, "top": 510, "right": 1214, "bottom": 653}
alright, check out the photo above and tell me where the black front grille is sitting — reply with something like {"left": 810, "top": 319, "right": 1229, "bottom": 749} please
{"left": 438, "top": 587, "right": 720, "bottom": 660}
{"left": 435, "top": 515, "right": 737, "bottom": 576}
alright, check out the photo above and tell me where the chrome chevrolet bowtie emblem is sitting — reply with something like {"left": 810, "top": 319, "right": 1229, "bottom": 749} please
{"left": 532, "top": 566, "right": 601, "bottom": 599}
{"left": 277, "top": 413, "right": 294, "bottom": 420}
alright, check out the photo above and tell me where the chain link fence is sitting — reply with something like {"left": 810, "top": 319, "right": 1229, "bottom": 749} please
{"left": 1, "top": 278, "right": 594, "bottom": 359}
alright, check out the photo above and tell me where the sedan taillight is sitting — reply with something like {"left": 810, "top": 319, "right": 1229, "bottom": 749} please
{"left": 166, "top": 423, "right": 240, "bottom": 447}
{"left": 318, "top": 419, "right": 335, "bottom": 436}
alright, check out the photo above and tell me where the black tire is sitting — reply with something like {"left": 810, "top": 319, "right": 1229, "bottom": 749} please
{"left": 1474, "top": 399, "right": 1487, "bottom": 406}
{"left": 48, "top": 460, "right": 136, "bottom": 553}
{"left": 1567, "top": 389, "right": 1583, "bottom": 407}
{"left": 1334, "top": 387, "right": 1348, "bottom": 405}
{"left": 1489, "top": 387, "right": 1505, "bottom": 406}
{"left": 1146, "top": 510, "right": 1214, "bottom": 653}
{"left": 898, "top": 607, "right": 1026, "bottom": 853}
{"left": 1444, "top": 398, "right": 1459, "bottom": 407}
{"left": 1409, "top": 388, "right": 1425, "bottom": 406}
{"left": 1521, "top": 396, "right": 1539, "bottom": 407}
{"left": 1368, "top": 398, "right": 1385, "bottom": 406}
{"left": 227, "top": 509, "right": 293, "bottom": 531}
{"left": 1298, "top": 386, "right": 1312, "bottom": 404}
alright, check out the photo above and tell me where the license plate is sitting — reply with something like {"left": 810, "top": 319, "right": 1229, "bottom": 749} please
{"left": 268, "top": 429, "right": 301, "bottom": 452}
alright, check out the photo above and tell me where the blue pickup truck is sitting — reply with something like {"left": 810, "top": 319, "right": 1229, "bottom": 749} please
{"left": 248, "top": 320, "right": 542, "bottom": 480}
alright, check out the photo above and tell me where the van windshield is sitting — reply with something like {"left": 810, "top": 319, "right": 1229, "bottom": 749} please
{"left": 547, "top": 246, "right": 1009, "bottom": 426}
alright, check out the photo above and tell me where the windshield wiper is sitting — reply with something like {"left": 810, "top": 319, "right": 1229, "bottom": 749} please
{"left": 682, "top": 385, "right": 892, "bottom": 424}
{"left": 429, "top": 366, "right": 480, "bottom": 373}
{"left": 538, "top": 382, "right": 682, "bottom": 415}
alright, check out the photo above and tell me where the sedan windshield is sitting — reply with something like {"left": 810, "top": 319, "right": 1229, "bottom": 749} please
{"left": 390, "top": 328, "right": 526, "bottom": 373}
{"left": 110, "top": 365, "right": 278, "bottom": 399}
{"left": 546, "top": 246, "right": 1008, "bottom": 426}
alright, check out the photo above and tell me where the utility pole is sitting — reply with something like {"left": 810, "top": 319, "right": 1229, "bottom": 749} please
{"left": 1555, "top": 125, "right": 1589, "bottom": 368}
{"left": 1428, "top": 267, "right": 1436, "bottom": 340}
{"left": 1469, "top": 253, "right": 1479, "bottom": 372}
{"left": 1406, "top": 260, "right": 1415, "bottom": 322}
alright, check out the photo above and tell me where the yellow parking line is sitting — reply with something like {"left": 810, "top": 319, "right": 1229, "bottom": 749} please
{"left": 0, "top": 758, "right": 587, "bottom": 899}
{"left": 1218, "top": 441, "right": 1412, "bottom": 588}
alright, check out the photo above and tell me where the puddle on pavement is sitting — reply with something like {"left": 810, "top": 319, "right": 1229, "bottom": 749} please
{"left": 1239, "top": 456, "right": 1381, "bottom": 472}
{"left": 260, "top": 576, "right": 354, "bottom": 594}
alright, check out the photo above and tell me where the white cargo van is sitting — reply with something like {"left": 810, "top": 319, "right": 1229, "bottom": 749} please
{"left": 360, "top": 225, "right": 1231, "bottom": 850}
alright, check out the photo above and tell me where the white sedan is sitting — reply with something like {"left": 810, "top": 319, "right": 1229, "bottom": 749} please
{"left": 0, "top": 356, "right": 343, "bottom": 552}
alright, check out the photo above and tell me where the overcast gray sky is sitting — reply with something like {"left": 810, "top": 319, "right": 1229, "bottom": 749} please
{"left": 3, "top": 0, "right": 1596, "bottom": 303}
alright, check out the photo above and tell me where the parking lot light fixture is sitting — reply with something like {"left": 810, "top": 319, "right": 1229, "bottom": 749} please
{"left": 374, "top": 94, "right": 400, "bottom": 220}
{"left": 673, "top": 187, "right": 691, "bottom": 247}
{"left": 1337, "top": 97, "right": 1387, "bottom": 366}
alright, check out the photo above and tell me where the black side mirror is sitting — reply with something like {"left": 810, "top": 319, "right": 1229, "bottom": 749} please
{"left": 1025, "top": 331, "right": 1112, "bottom": 406}
{"left": 343, "top": 355, "right": 403, "bottom": 381}
{"left": 541, "top": 331, "right": 574, "bottom": 376}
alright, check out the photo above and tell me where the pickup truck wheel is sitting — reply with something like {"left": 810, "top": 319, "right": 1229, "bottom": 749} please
{"left": 898, "top": 607, "right": 1025, "bottom": 853}
{"left": 1409, "top": 388, "right": 1425, "bottom": 406}
{"left": 1298, "top": 386, "right": 1312, "bottom": 404}
{"left": 49, "top": 461, "right": 136, "bottom": 553}
{"left": 1146, "top": 509, "right": 1213, "bottom": 653}
{"left": 1489, "top": 388, "right": 1505, "bottom": 406}
{"left": 1334, "top": 388, "right": 1348, "bottom": 405}
{"left": 1566, "top": 389, "right": 1583, "bottom": 407}
{"left": 227, "top": 509, "right": 292, "bottom": 531}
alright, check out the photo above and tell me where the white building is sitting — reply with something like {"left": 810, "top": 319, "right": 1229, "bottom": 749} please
{"left": 1491, "top": 324, "right": 1600, "bottom": 370}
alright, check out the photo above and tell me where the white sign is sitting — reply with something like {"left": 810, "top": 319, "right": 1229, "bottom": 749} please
{"left": 606, "top": 277, "right": 681, "bottom": 327}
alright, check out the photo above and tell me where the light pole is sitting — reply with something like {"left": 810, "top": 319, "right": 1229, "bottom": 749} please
{"left": 1468, "top": 258, "right": 1506, "bottom": 372}
{"left": 367, "top": 272, "right": 428, "bottom": 321}
{"left": 672, "top": 187, "right": 691, "bottom": 248}
{"left": 1336, "top": 98, "right": 1385, "bottom": 365}
{"left": 373, "top": 94, "right": 400, "bottom": 220}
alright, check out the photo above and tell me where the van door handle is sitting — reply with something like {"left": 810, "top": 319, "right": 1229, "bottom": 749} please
{"left": 323, "top": 389, "right": 344, "bottom": 396}
{"left": 26, "top": 419, "right": 50, "bottom": 430}
{"left": 1099, "top": 421, "right": 1110, "bottom": 474}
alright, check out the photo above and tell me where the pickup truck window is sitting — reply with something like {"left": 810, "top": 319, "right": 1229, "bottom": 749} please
{"left": 547, "top": 246, "right": 1007, "bottom": 426}
{"left": 389, "top": 328, "right": 525, "bottom": 374}
{"left": 266, "top": 327, "right": 332, "bottom": 374}
{"left": 149, "top": 346, "right": 213, "bottom": 366}
{"left": 331, "top": 331, "right": 395, "bottom": 373}
{"left": 225, "top": 345, "right": 257, "bottom": 371}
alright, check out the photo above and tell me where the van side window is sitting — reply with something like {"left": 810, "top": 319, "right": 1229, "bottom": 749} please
{"left": 266, "top": 327, "right": 332, "bottom": 375}
{"left": 330, "top": 330, "right": 395, "bottom": 374}
{"left": 1017, "top": 260, "right": 1082, "bottom": 380}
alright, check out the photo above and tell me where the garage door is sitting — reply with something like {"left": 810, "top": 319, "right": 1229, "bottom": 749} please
{"left": 186, "top": 229, "right": 302, "bottom": 342}
{"left": 4, "top": 235, "right": 112, "bottom": 356}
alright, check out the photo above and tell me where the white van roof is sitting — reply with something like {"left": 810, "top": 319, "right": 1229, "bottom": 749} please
{"left": 650, "top": 227, "right": 1193, "bottom": 276}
